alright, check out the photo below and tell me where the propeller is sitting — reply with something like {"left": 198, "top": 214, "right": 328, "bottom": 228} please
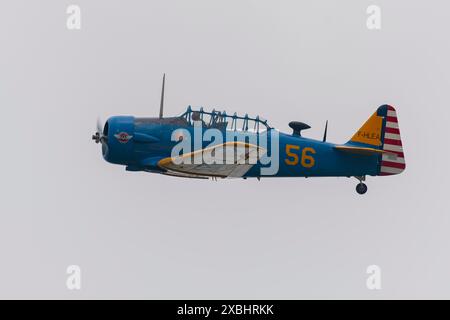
{"left": 92, "top": 117, "right": 107, "bottom": 144}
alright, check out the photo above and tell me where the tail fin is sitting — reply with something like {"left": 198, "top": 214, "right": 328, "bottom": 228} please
{"left": 348, "top": 105, "right": 406, "bottom": 176}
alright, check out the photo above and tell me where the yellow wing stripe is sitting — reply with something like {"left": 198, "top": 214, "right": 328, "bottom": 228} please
{"left": 157, "top": 141, "right": 261, "bottom": 169}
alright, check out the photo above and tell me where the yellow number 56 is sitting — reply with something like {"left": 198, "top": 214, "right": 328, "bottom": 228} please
{"left": 285, "top": 144, "right": 316, "bottom": 168}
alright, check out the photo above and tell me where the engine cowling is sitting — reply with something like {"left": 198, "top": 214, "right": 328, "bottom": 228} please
{"left": 103, "top": 116, "right": 135, "bottom": 165}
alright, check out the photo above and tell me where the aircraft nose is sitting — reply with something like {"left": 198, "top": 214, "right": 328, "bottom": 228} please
{"left": 100, "top": 116, "right": 135, "bottom": 165}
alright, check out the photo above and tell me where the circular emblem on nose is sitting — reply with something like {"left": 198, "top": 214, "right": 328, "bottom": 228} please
{"left": 114, "top": 132, "right": 133, "bottom": 143}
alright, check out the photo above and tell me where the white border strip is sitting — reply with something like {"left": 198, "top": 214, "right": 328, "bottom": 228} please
{"left": 380, "top": 166, "right": 404, "bottom": 174}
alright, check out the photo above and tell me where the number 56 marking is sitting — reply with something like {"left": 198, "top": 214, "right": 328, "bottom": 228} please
{"left": 285, "top": 144, "right": 316, "bottom": 168}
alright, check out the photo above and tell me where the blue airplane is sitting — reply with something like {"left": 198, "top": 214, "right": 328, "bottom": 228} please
{"left": 93, "top": 75, "right": 405, "bottom": 194}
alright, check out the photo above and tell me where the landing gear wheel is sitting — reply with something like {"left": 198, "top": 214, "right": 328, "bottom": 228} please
{"left": 356, "top": 183, "right": 368, "bottom": 195}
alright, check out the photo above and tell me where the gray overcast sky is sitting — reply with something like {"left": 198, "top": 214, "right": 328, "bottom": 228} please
{"left": 1, "top": 0, "right": 449, "bottom": 299}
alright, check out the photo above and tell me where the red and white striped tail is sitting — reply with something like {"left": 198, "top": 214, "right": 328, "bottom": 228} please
{"left": 379, "top": 105, "right": 406, "bottom": 176}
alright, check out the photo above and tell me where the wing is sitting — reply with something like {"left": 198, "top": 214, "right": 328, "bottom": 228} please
{"left": 157, "top": 141, "right": 266, "bottom": 178}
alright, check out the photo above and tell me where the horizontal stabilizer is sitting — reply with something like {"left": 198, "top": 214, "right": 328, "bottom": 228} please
{"left": 334, "top": 145, "right": 386, "bottom": 155}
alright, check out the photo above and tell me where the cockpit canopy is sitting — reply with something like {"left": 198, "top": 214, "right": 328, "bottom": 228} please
{"left": 179, "top": 106, "right": 271, "bottom": 133}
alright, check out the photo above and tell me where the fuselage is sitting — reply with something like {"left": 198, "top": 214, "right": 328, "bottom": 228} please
{"left": 101, "top": 114, "right": 379, "bottom": 178}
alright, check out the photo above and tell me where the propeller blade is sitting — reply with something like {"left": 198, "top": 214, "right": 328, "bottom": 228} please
{"left": 97, "top": 117, "right": 103, "bottom": 135}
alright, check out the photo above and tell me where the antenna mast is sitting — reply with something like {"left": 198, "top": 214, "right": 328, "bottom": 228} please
{"left": 159, "top": 73, "right": 165, "bottom": 118}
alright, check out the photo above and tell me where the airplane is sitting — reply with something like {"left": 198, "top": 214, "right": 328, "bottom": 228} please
{"left": 92, "top": 75, "right": 405, "bottom": 194}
